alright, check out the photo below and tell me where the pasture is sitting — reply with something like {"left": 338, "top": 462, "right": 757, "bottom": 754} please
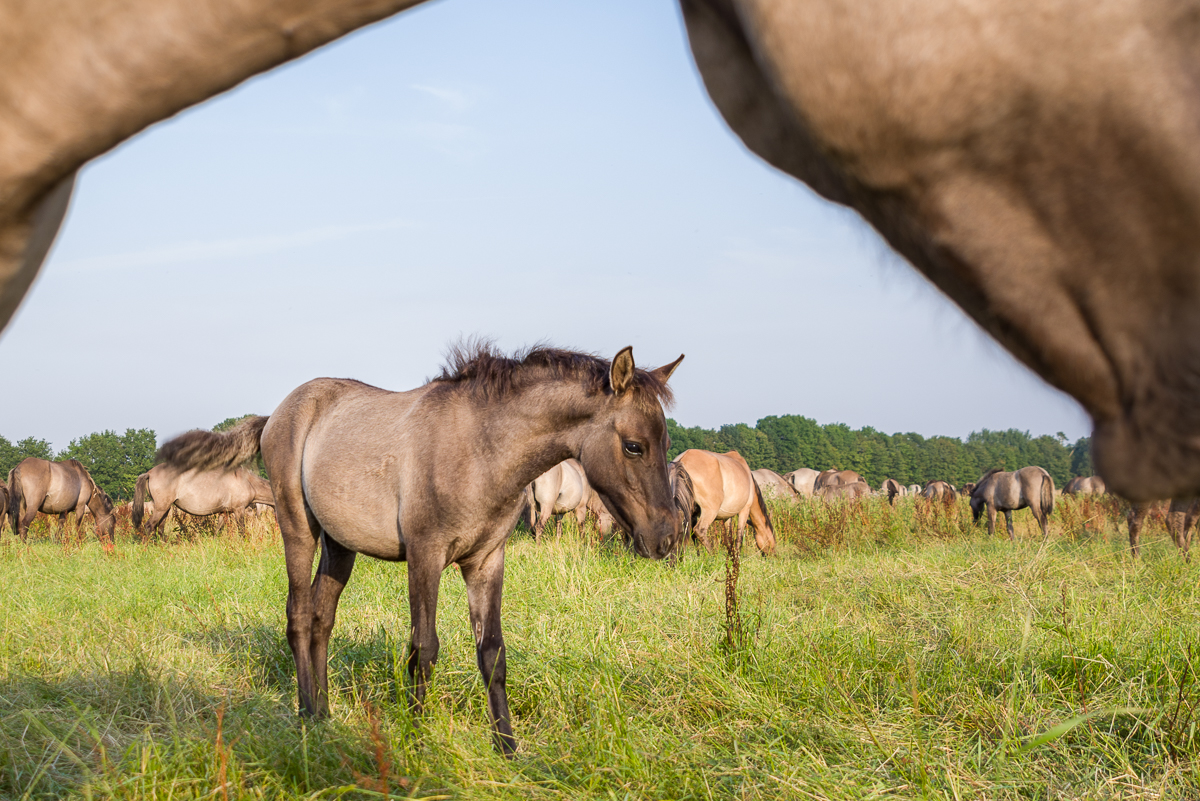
{"left": 3, "top": 496, "right": 1200, "bottom": 799}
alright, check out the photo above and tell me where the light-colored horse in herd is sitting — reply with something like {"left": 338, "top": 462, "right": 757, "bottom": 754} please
{"left": 969, "top": 467, "right": 1056, "bottom": 540}
{"left": 920, "top": 481, "right": 958, "bottom": 503}
{"left": 1127, "top": 499, "right": 1200, "bottom": 559}
{"left": 783, "top": 468, "right": 819, "bottom": 498}
{"left": 6, "top": 457, "right": 116, "bottom": 542}
{"left": 1064, "top": 476, "right": 1107, "bottom": 496}
{"left": 158, "top": 344, "right": 683, "bottom": 756}
{"left": 672, "top": 449, "right": 775, "bottom": 555}
{"left": 132, "top": 463, "right": 275, "bottom": 537}
{"left": 751, "top": 468, "right": 801, "bottom": 502}
{"left": 525, "top": 459, "right": 590, "bottom": 540}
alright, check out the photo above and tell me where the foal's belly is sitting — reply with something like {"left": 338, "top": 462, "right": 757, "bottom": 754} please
{"left": 302, "top": 472, "right": 406, "bottom": 561}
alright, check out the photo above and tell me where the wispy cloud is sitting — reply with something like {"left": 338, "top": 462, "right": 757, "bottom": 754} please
{"left": 56, "top": 219, "right": 420, "bottom": 273}
{"left": 411, "top": 84, "right": 473, "bottom": 113}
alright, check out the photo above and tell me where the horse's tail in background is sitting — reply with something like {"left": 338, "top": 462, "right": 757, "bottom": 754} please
{"left": 1042, "top": 470, "right": 1056, "bottom": 517}
{"left": 7, "top": 467, "right": 22, "bottom": 535}
{"left": 132, "top": 472, "right": 150, "bottom": 531}
{"left": 159, "top": 416, "right": 269, "bottom": 473}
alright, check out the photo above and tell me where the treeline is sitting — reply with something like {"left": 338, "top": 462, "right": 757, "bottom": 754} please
{"left": 3, "top": 414, "right": 1092, "bottom": 501}
{"left": 0, "top": 417, "right": 257, "bottom": 502}
{"left": 666, "top": 415, "right": 1093, "bottom": 489}
{"left": 0, "top": 430, "right": 157, "bottom": 501}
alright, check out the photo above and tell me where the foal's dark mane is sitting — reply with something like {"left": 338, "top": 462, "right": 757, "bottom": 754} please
{"left": 431, "top": 341, "right": 674, "bottom": 408}
{"left": 978, "top": 468, "right": 1004, "bottom": 483}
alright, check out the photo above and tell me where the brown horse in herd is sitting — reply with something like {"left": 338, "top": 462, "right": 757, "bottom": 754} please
{"left": 1064, "top": 476, "right": 1107, "bottom": 496}
{"left": 969, "top": 467, "right": 1056, "bottom": 540}
{"left": 815, "top": 481, "right": 870, "bottom": 501}
{"left": 6, "top": 457, "right": 115, "bottom": 542}
{"left": 132, "top": 463, "right": 275, "bottom": 537}
{"left": 814, "top": 469, "right": 863, "bottom": 492}
{"left": 672, "top": 449, "right": 775, "bottom": 555}
{"left": 1127, "top": 499, "right": 1200, "bottom": 559}
{"left": 158, "top": 344, "right": 683, "bottom": 756}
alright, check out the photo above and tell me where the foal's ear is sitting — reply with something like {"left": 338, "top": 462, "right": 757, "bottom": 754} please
{"left": 651, "top": 353, "right": 685, "bottom": 383}
{"left": 610, "top": 346, "right": 635, "bottom": 394}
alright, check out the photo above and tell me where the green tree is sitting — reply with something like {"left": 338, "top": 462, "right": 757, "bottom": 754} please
{"left": 60, "top": 428, "right": 157, "bottom": 500}
{"left": 0, "top": 435, "right": 56, "bottom": 478}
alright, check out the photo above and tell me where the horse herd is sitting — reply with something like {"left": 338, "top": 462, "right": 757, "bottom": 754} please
{"left": 0, "top": 344, "right": 1191, "bottom": 757}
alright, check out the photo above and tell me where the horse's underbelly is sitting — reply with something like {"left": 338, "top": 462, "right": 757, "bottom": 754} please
{"left": 320, "top": 513, "right": 405, "bottom": 561}
{"left": 42, "top": 479, "right": 79, "bottom": 513}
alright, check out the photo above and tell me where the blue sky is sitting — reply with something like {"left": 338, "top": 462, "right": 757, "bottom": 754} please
{"left": 0, "top": 0, "right": 1089, "bottom": 451}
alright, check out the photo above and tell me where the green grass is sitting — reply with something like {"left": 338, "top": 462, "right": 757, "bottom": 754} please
{"left": 3, "top": 496, "right": 1200, "bottom": 799}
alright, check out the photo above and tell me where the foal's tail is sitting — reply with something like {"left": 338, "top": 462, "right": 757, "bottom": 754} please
{"left": 132, "top": 472, "right": 150, "bottom": 531}
{"left": 158, "top": 416, "right": 269, "bottom": 473}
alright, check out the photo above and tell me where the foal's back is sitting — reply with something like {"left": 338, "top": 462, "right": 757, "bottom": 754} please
{"left": 262, "top": 377, "right": 474, "bottom": 561}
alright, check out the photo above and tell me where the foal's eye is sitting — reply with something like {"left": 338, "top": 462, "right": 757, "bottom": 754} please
{"left": 623, "top": 441, "right": 644, "bottom": 457}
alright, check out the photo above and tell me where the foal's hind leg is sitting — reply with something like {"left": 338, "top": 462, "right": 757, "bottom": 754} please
{"left": 309, "top": 533, "right": 357, "bottom": 713}
{"left": 461, "top": 543, "right": 516, "bottom": 756}
{"left": 277, "top": 498, "right": 326, "bottom": 717}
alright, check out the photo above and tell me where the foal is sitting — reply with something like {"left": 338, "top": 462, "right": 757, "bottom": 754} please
{"left": 160, "top": 344, "right": 683, "bottom": 754}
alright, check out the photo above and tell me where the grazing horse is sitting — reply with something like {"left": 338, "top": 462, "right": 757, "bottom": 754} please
{"left": 672, "top": 449, "right": 776, "bottom": 555}
{"left": 920, "top": 481, "right": 958, "bottom": 503}
{"left": 526, "top": 459, "right": 590, "bottom": 540}
{"left": 959, "top": 483, "right": 977, "bottom": 498}
{"left": 157, "top": 344, "right": 682, "bottom": 755}
{"left": 1127, "top": 499, "right": 1200, "bottom": 559}
{"left": 132, "top": 463, "right": 274, "bottom": 537}
{"left": 1064, "top": 476, "right": 1107, "bottom": 496}
{"left": 814, "top": 469, "right": 863, "bottom": 492}
{"left": 880, "top": 478, "right": 904, "bottom": 504}
{"left": 783, "top": 468, "right": 819, "bottom": 497}
{"left": 970, "top": 467, "right": 1056, "bottom": 540}
{"left": 751, "top": 468, "right": 802, "bottom": 502}
{"left": 7, "top": 458, "right": 115, "bottom": 542}
{"left": 815, "top": 481, "right": 870, "bottom": 501}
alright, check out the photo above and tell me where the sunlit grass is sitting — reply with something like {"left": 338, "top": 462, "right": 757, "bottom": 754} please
{"left": 3, "top": 495, "right": 1199, "bottom": 799}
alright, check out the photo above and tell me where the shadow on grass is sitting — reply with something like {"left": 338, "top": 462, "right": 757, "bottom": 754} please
{"left": 0, "top": 657, "right": 423, "bottom": 799}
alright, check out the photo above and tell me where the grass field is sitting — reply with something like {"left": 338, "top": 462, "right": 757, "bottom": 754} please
{"left": 3, "top": 496, "right": 1200, "bottom": 800}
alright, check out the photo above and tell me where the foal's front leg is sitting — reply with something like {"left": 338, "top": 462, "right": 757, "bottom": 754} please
{"left": 406, "top": 551, "right": 443, "bottom": 715}
{"left": 461, "top": 545, "right": 516, "bottom": 755}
